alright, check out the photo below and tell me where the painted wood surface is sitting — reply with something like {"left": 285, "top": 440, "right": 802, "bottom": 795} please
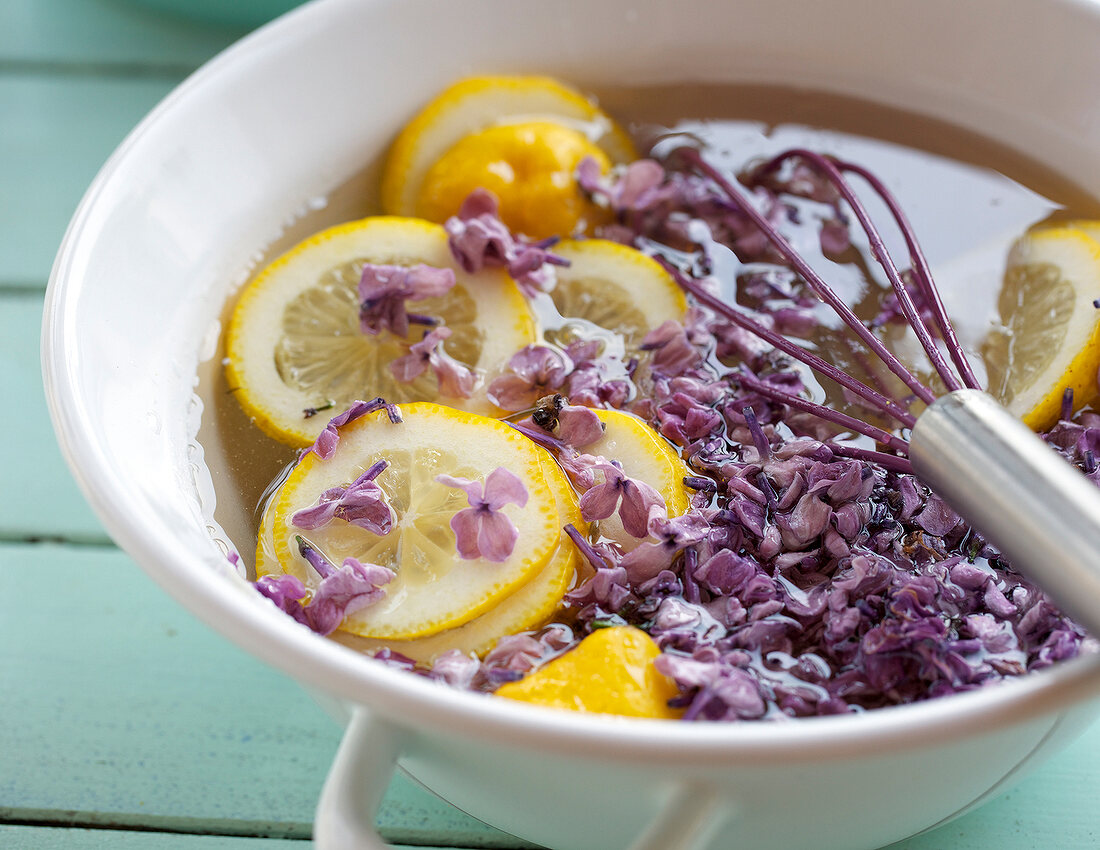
{"left": 4, "top": 0, "right": 1100, "bottom": 848}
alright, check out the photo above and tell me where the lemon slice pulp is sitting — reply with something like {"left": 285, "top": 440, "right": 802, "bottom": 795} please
{"left": 335, "top": 453, "right": 583, "bottom": 662}
{"left": 261, "top": 403, "right": 560, "bottom": 640}
{"left": 983, "top": 226, "right": 1100, "bottom": 430}
{"left": 415, "top": 121, "right": 612, "bottom": 240}
{"left": 226, "top": 216, "right": 536, "bottom": 447}
{"left": 545, "top": 239, "right": 688, "bottom": 353}
{"left": 381, "top": 75, "right": 636, "bottom": 237}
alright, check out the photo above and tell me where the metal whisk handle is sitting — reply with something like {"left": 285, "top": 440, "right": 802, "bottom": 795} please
{"left": 910, "top": 389, "right": 1100, "bottom": 638}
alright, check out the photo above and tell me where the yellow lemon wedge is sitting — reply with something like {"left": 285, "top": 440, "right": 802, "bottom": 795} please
{"left": 983, "top": 226, "right": 1100, "bottom": 431}
{"left": 381, "top": 75, "right": 636, "bottom": 238}
{"left": 225, "top": 216, "right": 536, "bottom": 447}
{"left": 588, "top": 408, "right": 692, "bottom": 549}
{"left": 415, "top": 121, "right": 612, "bottom": 240}
{"left": 333, "top": 454, "right": 583, "bottom": 662}
{"left": 495, "top": 625, "right": 682, "bottom": 718}
{"left": 259, "top": 403, "right": 560, "bottom": 640}
{"left": 545, "top": 239, "right": 688, "bottom": 353}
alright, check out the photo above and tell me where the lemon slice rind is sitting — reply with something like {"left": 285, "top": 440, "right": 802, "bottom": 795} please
{"left": 989, "top": 227, "right": 1100, "bottom": 431}
{"left": 381, "top": 75, "right": 637, "bottom": 218}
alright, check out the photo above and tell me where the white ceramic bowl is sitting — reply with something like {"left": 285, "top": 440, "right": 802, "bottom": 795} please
{"left": 42, "top": 1, "right": 1100, "bottom": 848}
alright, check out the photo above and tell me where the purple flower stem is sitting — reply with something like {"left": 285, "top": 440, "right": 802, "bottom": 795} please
{"left": 406, "top": 312, "right": 440, "bottom": 327}
{"left": 742, "top": 406, "right": 772, "bottom": 459}
{"left": 360, "top": 459, "right": 388, "bottom": 482}
{"left": 826, "top": 443, "right": 914, "bottom": 475}
{"left": 756, "top": 149, "right": 965, "bottom": 393}
{"left": 659, "top": 257, "right": 916, "bottom": 428}
{"left": 564, "top": 523, "right": 613, "bottom": 572}
{"left": 684, "top": 475, "right": 717, "bottom": 493}
{"left": 1061, "top": 387, "right": 1074, "bottom": 423}
{"left": 736, "top": 368, "right": 911, "bottom": 455}
{"left": 510, "top": 420, "right": 571, "bottom": 454}
{"left": 296, "top": 535, "right": 333, "bottom": 579}
{"left": 834, "top": 158, "right": 981, "bottom": 390}
{"left": 682, "top": 547, "right": 701, "bottom": 604}
{"left": 680, "top": 148, "right": 937, "bottom": 406}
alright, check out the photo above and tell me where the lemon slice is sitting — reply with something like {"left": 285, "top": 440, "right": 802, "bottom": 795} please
{"left": 261, "top": 403, "right": 560, "bottom": 639}
{"left": 415, "top": 120, "right": 612, "bottom": 240}
{"left": 545, "top": 239, "right": 688, "bottom": 353}
{"left": 588, "top": 408, "right": 692, "bottom": 548}
{"left": 333, "top": 454, "right": 583, "bottom": 662}
{"left": 495, "top": 626, "right": 682, "bottom": 718}
{"left": 983, "top": 227, "right": 1100, "bottom": 431}
{"left": 226, "top": 216, "right": 536, "bottom": 447}
{"left": 381, "top": 75, "right": 636, "bottom": 238}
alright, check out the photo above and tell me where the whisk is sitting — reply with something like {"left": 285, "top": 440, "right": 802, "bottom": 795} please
{"left": 664, "top": 146, "right": 1100, "bottom": 639}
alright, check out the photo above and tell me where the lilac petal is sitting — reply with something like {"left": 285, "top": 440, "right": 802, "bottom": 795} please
{"left": 620, "top": 539, "right": 677, "bottom": 582}
{"left": 430, "top": 650, "right": 480, "bottom": 688}
{"left": 556, "top": 405, "right": 605, "bottom": 448}
{"left": 914, "top": 493, "right": 961, "bottom": 537}
{"left": 579, "top": 477, "right": 622, "bottom": 523}
{"left": 432, "top": 350, "right": 477, "bottom": 398}
{"left": 618, "top": 477, "right": 667, "bottom": 539}
{"left": 435, "top": 473, "right": 485, "bottom": 505}
{"left": 642, "top": 319, "right": 703, "bottom": 376}
{"left": 616, "top": 159, "right": 666, "bottom": 207}
{"left": 405, "top": 264, "right": 458, "bottom": 300}
{"left": 255, "top": 574, "right": 310, "bottom": 627}
{"left": 448, "top": 508, "right": 485, "bottom": 560}
{"left": 390, "top": 326, "right": 450, "bottom": 384}
{"left": 487, "top": 374, "right": 542, "bottom": 411}
{"left": 477, "top": 509, "right": 521, "bottom": 562}
{"left": 482, "top": 466, "right": 529, "bottom": 510}
{"left": 290, "top": 488, "right": 342, "bottom": 529}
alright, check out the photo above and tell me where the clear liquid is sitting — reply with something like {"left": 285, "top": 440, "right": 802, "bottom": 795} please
{"left": 197, "top": 83, "right": 1100, "bottom": 574}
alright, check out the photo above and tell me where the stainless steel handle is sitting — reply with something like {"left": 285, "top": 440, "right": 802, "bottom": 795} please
{"left": 910, "top": 389, "right": 1100, "bottom": 637}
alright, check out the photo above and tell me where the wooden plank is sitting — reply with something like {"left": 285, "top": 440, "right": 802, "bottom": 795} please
{"left": 0, "top": 825, "right": 466, "bottom": 849}
{"left": 3, "top": 541, "right": 1099, "bottom": 848}
{"left": 0, "top": 0, "right": 244, "bottom": 69}
{"left": 0, "top": 542, "right": 525, "bottom": 847}
{"left": 0, "top": 291, "right": 108, "bottom": 542}
{"left": 0, "top": 825, "right": 303, "bottom": 849}
{"left": 0, "top": 74, "right": 179, "bottom": 288}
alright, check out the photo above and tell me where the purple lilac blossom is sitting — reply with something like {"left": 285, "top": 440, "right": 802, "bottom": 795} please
{"left": 436, "top": 467, "right": 529, "bottom": 561}
{"left": 389, "top": 326, "right": 476, "bottom": 398}
{"left": 445, "top": 188, "right": 568, "bottom": 297}
{"left": 292, "top": 460, "right": 393, "bottom": 535}
{"left": 358, "top": 262, "right": 456, "bottom": 337}
{"left": 487, "top": 345, "right": 570, "bottom": 411}
{"left": 296, "top": 538, "right": 395, "bottom": 636}
{"left": 578, "top": 460, "right": 667, "bottom": 539}
{"left": 310, "top": 398, "right": 402, "bottom": 460}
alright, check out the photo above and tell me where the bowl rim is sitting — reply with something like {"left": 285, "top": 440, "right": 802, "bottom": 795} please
{"left": 41, "top": 0, "right": 1100, "bottom": 763}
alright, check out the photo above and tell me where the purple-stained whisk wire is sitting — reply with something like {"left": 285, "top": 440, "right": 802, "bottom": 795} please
{"left": 670, "top": 146, "right": 985, "bottom": 456}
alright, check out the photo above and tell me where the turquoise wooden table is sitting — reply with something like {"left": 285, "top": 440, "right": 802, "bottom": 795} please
{"left": 2, "top": 2, "right": 1099, "bottom": 848}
